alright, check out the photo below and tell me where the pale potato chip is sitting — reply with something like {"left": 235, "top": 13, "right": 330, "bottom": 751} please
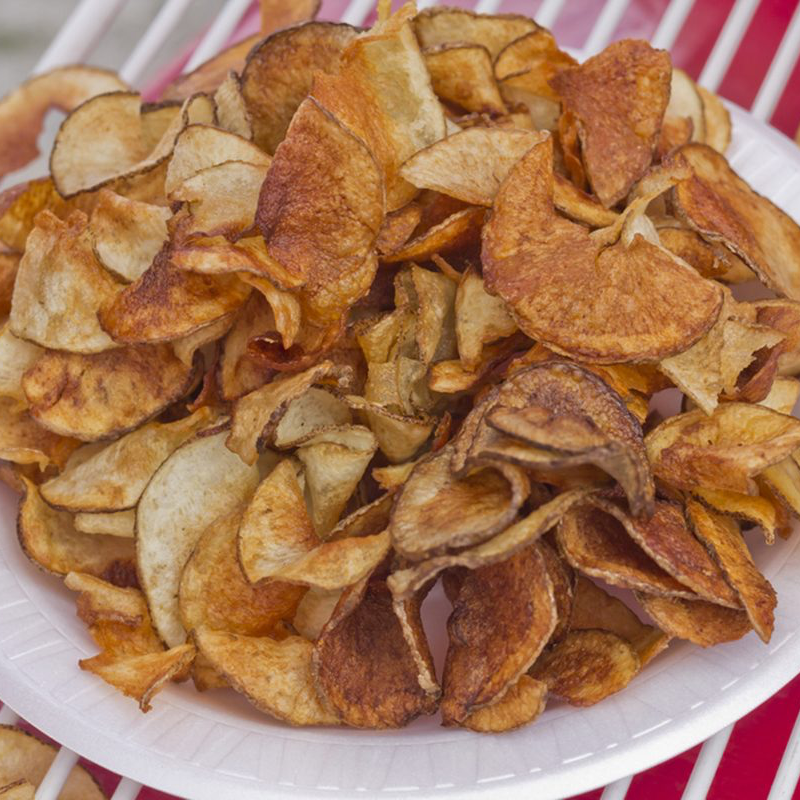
{"left": 74, "top": 509, "right": 136, "bottom": 537}
{"left": 410, "top": 264, "right": 457, "bottom": 364}
{"left": 758, "top": 377, "right": 800, "bottom": 415}
{"left": 0, "top": 398, "right": 74, "bottom": 470}
{"left": 293, "top": 587, "right": 343, "bottom": 640}
{"left": 461, "top": 675, "right": 548, "bottom": 733}
{"left": 760, "top": 456, "right": 800, "bottom": 520}
{"left": 171, "top": 313, "right": 234, "bottom": 368}
{"left": 666, "top": 68, "right": 706, "bottom": 143}
{"left": 0, "top": 778, "right": 35, "bottom": 798}
{"left": 212, "top": 71, "right": 252, "bottom": 139}
{"left": 376, "top": 203, "right": 423, "bottom": 255}
{"left": 0, "top": 325, "right": 41, "bottom": 405}
{"left": 698, "top": 86, "right": 731, "bottom": 153}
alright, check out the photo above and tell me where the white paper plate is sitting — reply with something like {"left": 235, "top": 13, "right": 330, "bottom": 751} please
{"left": 3, "top": 105, "right": 800, "bottom": 800}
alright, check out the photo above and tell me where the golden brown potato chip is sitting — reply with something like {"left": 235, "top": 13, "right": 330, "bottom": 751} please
{"left": 656, "top": 224, "right": 729, "bottom": 279}
{"left": 760, "top": 456, "right": 800, "bottom": 520}
{"left": 589, "top": 496, "right": 739, "bottom": 607}
{"left": 557, "top": 503, "right": 698, "bottom": 598}
{"left": 635, "top": 592, "right": 751, "bottom": 647}
{"left": 760, "top": 377, "right": 800, "bottom": 415}
{"left": 313, "top": 575, "right": 437, "bottom": 728}
{"left": 441, "top": 544, "right": 556, "bottom": 724}
{"left": 750, "top": 299, "right": 800, "bottom": 376}
{"left": 410, "top": 264, "right": 457, "bottom": 364}
{"left": 482, "top": 137, "right": 722, "bottom": 363}
{"left": 697, "top": 86, "right": 731, "bottom": 153}
{"left": 693, "top": 487, "right": 780, "bottom": 545}
{"left": 686, "top": 499, "right": 775, "bottom": 642}
{"left": 531, "top": 629, "right": 640, "bottom": 706}
{"left": 259, "top": 0, "right": 321, "bottom": 35}
{"left": 10, "top": 210, "right": 121, "bottom": 353}
{"left": 646, "top": 403, "right": 800, "bottom": 494}
{"left": 0, "top": 724, "right": 105, "bottom": 799}
{"left": 171, "top": 312, "right": 234, "bottom": 368}
{"left": 22, "top": 344, "right": 196, "bottom": 441}
{"left": 256, "top": 97, "right": 383, "bottom": 325}
{"left": 461, "top": 674, "right": 548, "bottom": 732}
{"left": 552, "top": 174, "right": 619, "bottom": 227}
{"left": 271, "top": 388, "right": 351, "bottom": 449}
{"left": 241, "top": 22, "right": 358, "bottom": 155}
{"left": 400, "top": 127, "right": 546, "bottom": 207}
{"left": 550, "top": 40, "right": 671, "bottom": 207}
{"left": 540, "top": 538, "right": 574, "bottom": 643}
{"left": 196, "top": 628, "right": 338, "bottom": 725}
{"left": 0, "top": 252, "right": 18, "bottom": 317}
{"left": 0, "top": 398, "right": 74, "bottom": 470}
{"left": 18, "top": 479, "right": 135, "bottom": 584}
{"left": 570, "top": 576, "right": 669, "bottom": 666}
{"left": 0, "top": 779, "right": 35, "bottom": 799}
{"left": 74, "top": 509, "right": 135, "bottom": 537}
{"left": 423, "top": 43, "right": 506, "bottom": 115}
{"left": 376, "top": 203, "right": 423, "bottom": 255}
{"left": 0, "top": 325, "right": 41, "bottom": 405}
{"left": 137, "top": 430, "right": 261, "bottom": 646}
{"left": 494, "top": 29, "right": 577, "bottom": 99}
{"left": 41, "top": 407, "right": 212, "bottom": 512}
{"left": 0, "top": 65, "right": 127, "bottom": 180}
{"left": 89, "top": 189, "right": 170, "bottom": 282}
{"left": 672, "top": 143, "right": 800, "bottom": 300}
{"left": 381, "top": 206, "right": 484, "bottom": 263}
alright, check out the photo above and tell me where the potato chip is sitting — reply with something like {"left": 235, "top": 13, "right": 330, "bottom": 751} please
{"left": 376, "top": 203, "right": 423, "bottom": 255}
{"left": 212, "top": 71, "right": 252, "bottom": 139}
{"left": 482, "top": 137, "right": 722, "bottom": 363}
{"left": 0, "top": 779, "right": 34, "bottom": 799}
{"left": 74, "top": 509, "right": 135, "bottom": 537}
{"left": 293, "top": 587, "right": 343, "bottom": 640}
{"left": 697, "top": 86, "right": 731, "bottom": 153}
{"left": 750, "top": 299, "right": 800, "bottom": 376}
{"left": 381, "top": 206, "right": 484, "bottom": 263}
{"left": 0, "top": 65, "right": 127, "bottom": 180}
{"left": 656, "top": 225, "right": 730, "bottom": 279}
{"left": 313, "top": 575, "right": 437, "bottom": 728}
{"left": 666, "top": 68, "right": 705, "bottom": 143}
{"left": 410, "top": 264, "right": 457, "bottom": 364}
{"left": 256, "top": 97, "right": 383, "bottom": 325}
{"left": 550, "top": 40, "right": 671, "bottom": 207}
{"left": 531, "top": 629, "right": 640, "bottom": 706}
{"left": 0, "top": 725, "right": 105, "bottom": 799}
{"left": 137, "top": 430, "right": 261, "bottom": 645}
{"left": 22, "top": 343, "right": 196, "bottom": 441}
{"left": 540, "top": 539, "right": 574, "bottom": 643}
{"left": 0, "top": 252, "right": 18, "bottom": 317}
{"left": 392, "top": 585, "right": 440, "bottom": 699}
{"left": 423, "top": 43, "right": 506, "bottom": 115}
{"left": 18, "top": 479, "right": 135, "bottom": 584}
{"left": 241, "top": 22, "right": 358, "bottom": 155}
{"left": 441, "top": 544, "right": 555, "bottom": 724}
{"left": 400, "top": 127, "right": 546, "bottom": 207}
{"left": 10, "top": 211, "right": 121, "bottom": 353}
{"left": 494, "top": 29, "right": 577, "bottom": 99}
{"left": 760, "top": 456, "right": 800, "bottom": 520}
{"left": 0, "top": 399, "right": 74, "bottom": 470}
{"left": 0, "top": 325, "right": 40, "bottom": 405}
{"left": 259, "top": 0, "right": 321, "bottom": 35}
{"left": 552, "top": 175, "right": 620, "bottom": 228}
{"left": 195, "top": 628, "right": 338, "bottom": 724}
{"left": 461, "top": 674, "right": 548, "bottom": 733}
{"left": 635, "top": 593, "right": 751, "bottom": 647}
{"left": 40, "top": 407, "right": 212, "bottom": 512}
{"left": 672, "top": 143, "right": 800, "bottom": 300}
{"left": 693, "top": 487, "right": 780, "bottom": 545}
{"left": 646, "top": 403, "right": 800, "bottom": 494}
{"left": 686, "top": 499, "right": 775, "bottom": 642}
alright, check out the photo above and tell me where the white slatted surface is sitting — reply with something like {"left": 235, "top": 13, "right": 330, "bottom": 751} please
{"left": 5, "top": 1, "right": 800, "bottom": 798}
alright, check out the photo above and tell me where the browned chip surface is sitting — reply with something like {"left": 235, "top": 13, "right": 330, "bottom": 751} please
{"left": 461, "top": 675, "right": 548, "bottom": 732}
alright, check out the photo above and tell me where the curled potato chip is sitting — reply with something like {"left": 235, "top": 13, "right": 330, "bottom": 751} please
{"left": 751, "top": 299, "right": 800, "bottom": 376}
{"left": 410, "top": 264, "right": 457, "bottom": 364}
{"left": 635, "top": 592, "right": 751, "bottom": 647}
{"left": 531, "top": 629, "right": 640, "bottom": 706}
{"left": 42, "top": 408, "right": 212, "bottom": 514}
{"left": 89, "top": 189, "right": 170, "bottom": 282}
{"left": 0, "top": 724, "right": 105, "bottom": 799}
{"left": 22, "top": 343, "right": 196, "bottom": 441}
{"left": 646, "top": 403, "right": 800, "bottom": 494}
{"left": 0, "top": 325, "right": 41, "bottom": 405}
{"left": 552, "top": 174, "right": 619, "bottom": 228}
{"left": 666, "top": 68, "right": 705, "bottom": 143}
{"left": 0, "top": 65, "right": 127, "bottom": 180}
{"left": 0, "top": 252, "right": 18, "bottom": 317}
{"left": 0, "top": 399, "right": 74, "bottom": 470}
{"left": 241, "top": 22, "right": 359, "bottom": 155}
{"left": 482, "top": 137, "right": 722, "bottom": 363}
{"left": 74, "top": 509, "right": 135, "bottom": 538}
{"left": 212, "top": 71, "right": 252, "bottom": 139}
{"left": 494, "top": 28, "right": 577, "bottom": 98}
{"left": 389, "top": 442, "right": 528, "bottom": 560}
{"left": 461, "top": 674, "right": 548, "bottom": 732}
{"left": 441, "top": 544, "right": 556, "bottom": 724}
{"left": 256, "top": 97, "right": 383, "bottom": 325}
{"left": 272, "top": 388, "right": 351, "bottom": 449}
{"left": 672, "top": 143, "right": 800, "bottom": 300}
{"left": 137, "top": 430, "right": 261, "bottom": 646}
{"left": 423, "top": 43, "right": 506, "bottom": 115}
{"left": 10, "top": 210, "right": 121, "bottom": 353}
{"left": 313, "top": 575, "right": 437, "bottom": 728}
{"left": 656, "top": 224, "right": 729, "bottom": 279}
{"left": 698, "top": 86, "right": 731, "bottom": 153}
{"left": 293, "top": 587, "right": 343, "bottom": 640}
{"left": 686, "top": 499, "right": 775, "bottom": 642}
{"left": 550, "top": 40, "right": 671, "bottom": 207}
{"left": 693, "top": 487, "right": 780, "bottom": 545}
{"left": 381, "top": 206, "right": 484, "bottom": 263}
{"left": 376, "top": 203, "right": 422, "bottom": 255}
{"left": 18, "top": 479, "right": 135, "bottom": 584}
{"left": 195, "top": 628, "right": 338, "bottom": 725}
{"left": 760, "top": 456, "right": 800, "bottom": 520}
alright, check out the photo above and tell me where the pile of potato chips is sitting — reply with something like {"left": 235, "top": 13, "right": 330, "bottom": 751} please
{"left": 1, "top": 0, "right": 800, "bottom": 734}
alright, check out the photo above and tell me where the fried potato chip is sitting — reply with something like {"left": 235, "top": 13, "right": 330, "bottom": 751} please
{"left": 550, "top": 40, "right": 671, "bottom": 207}
{"left": 241, "top": 22, "right": 359, "bottom": 155}
{"left": 750, "top": 299, "right": 800, "bottom": 376}
{"left": 137, "top": 430, "right": 261, "bottom": 645}
{"left": 482, "top": 137, "right": 722, "bottom": 363}
{"left": 0, "top": 65, "right": 127, "bottom": 180}
{"left": 494, "top": 29, "right": 577, "bottom": 99}
{"left": 195, "top": 628, "right": 338, "bottom": 725}
{"left": 531, "top": 629, "right": 640, "bottom": 706}
{"left": 381, "top": 206, "right": 484, "bottom": 263}
{"left": 760, "top": 456, "right": 800, "bottom": 520}
{"left": 0, "top": 398, "right": 74, "bottom": 470}
{"left": 10, "top": 210, "right": 121, "bottom": 353}
{"left": 0, "top": 325, "right": 40, "bottom": 405}
{"left": 672, "top": 143, "right": 800, "bottom": 300}
{"left": 570, "top": 576, "right": 669, "bottom": 666}
{"left": 441, "top": 544, "right": 555, "bottom": 724}
{"left": 589, "top": 496, "right": 739, "bottom": 607}
{"left": 0, "top": 724, "right": 105, "bottom": 799}
{"left": 540, "top": 538, "right": 574, "bottom": 643}
{"left": 552, "top": 174, "right": 620, "bottom": 227}
{"left": 89, "top": 190, "right": 170, "bottom": 283}
{"left": 256, "top": 97, "right": 383, "bottom": 325}
{"left": 693, "top": 487, "right": 780, "bottom": 545}
{"left": 270, "top": 388, "right": 351, "bottom": 449}
{"left": 212, "top": 71, "right": 251, "bottom": 139}
{"left": 376, "top": 203, "right": 423, "bottom": 255}
{"left": 666, "top": 68, "right": 705, "bottom": 143}
{"left": 293, "top": 586, "right": 342, "bottom": 640}
{"left": 423, "top": 43, "right": 506, "bottom": 115}
{"left": 40, "top": 407, "right": 212, "bottom": 512}
{"left": 313, "top": 575, "right": 437, "bottom": 728}
{"left": 22, "top": 344, "right": 196, "bottom": 441}
{"left": 0, "top": 779, "right": 34, "bottom": 799}
{"left": 74, "top": 509, "right": 135, "bottom": 537}
{"left": 656, "top": 224, "right": 729, "bottom": 279}
{"left": 18, "top": 479, "right": 135, "bottom": 584}
{"left": 635, "top": 592, "right": 751, "bottom": 647}
{"left": 646, "top": 403, "right": 800, "bottom": 494}
{"left": 461, "top": 674, "right": 548, "bottom": 733}
{"left": 410, "top": 264, "right": 457, "bottom": 364}
{"left": 413, "top": 6, "right": 538, "bottom": 59}
{"left": 0, "top": 252, "right": 18, "bottom": 317}
{"left": 697, "top": 86, "right": 731, "bottom": 153}
{"left": 686, "top": 499, "right": 775, "bottom": 642}
{"left": 400, "top": 127, "right": 546, "bottom": 207}
{"left": 557, "top": 503, "right": 698, "bottom": 598}
{"left": 259, "top": 0, "right": 321, "bottom": 35}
